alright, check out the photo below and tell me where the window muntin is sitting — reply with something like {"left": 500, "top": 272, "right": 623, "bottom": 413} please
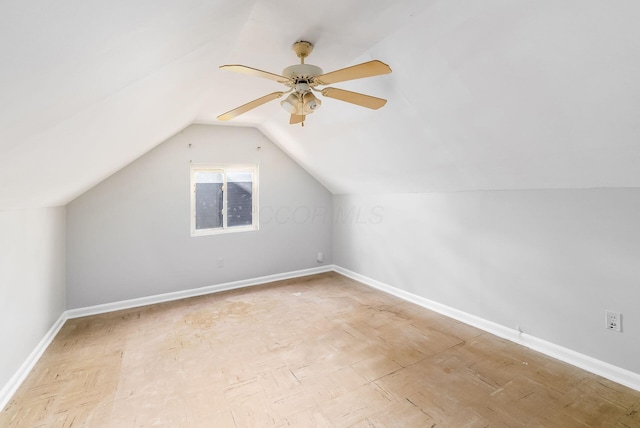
{"left": 191, "top": 165, "right": 258, "bottom": 236}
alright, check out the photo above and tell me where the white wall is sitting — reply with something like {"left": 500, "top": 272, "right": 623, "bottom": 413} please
{"left": 66, "top": 125, "right": 332, "bottom": 309}
{"left": 0, "top": 207, "right": 66, "bottom": 391}
{"left": 333, "top": 189, "right": 640, "bottom": 374}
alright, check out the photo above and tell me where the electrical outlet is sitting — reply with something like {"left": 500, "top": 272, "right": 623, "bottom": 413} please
{"left": 217, "top": 257, "right": 224, "bottom": 268}
{"left": 606, "top": 310, "right": 622, "bottom": 332}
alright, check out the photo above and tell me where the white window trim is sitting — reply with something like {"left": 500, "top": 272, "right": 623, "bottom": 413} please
{"left": 190, "top": 163, "right": 259, "bottom": 237}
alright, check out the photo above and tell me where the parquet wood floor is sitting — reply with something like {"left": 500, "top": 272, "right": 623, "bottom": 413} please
{"left": 2, "top": 272, "right": 640, "bottom": 427}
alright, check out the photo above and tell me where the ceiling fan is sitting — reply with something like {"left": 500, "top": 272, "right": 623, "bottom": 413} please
{"left": 217, "top": 41, "right": 392, "bottom": 126}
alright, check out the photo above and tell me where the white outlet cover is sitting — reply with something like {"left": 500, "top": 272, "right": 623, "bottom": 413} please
{"left": 606, "top": 310, "right": 622, "bottom": 332}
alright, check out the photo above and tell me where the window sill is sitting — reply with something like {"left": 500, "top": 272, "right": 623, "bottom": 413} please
{"left": 191, "top": 225, "right": 259, "bottom": 237}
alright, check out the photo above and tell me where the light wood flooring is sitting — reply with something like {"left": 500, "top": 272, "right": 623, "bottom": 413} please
{"left": 2, "top": 272, "right": 640, "bottom": 427}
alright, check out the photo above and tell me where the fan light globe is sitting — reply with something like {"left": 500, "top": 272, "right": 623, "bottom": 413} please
{"left": 303, "top": 92, "right": 321, "bottom": 114}
{"left": 280, "top": 93, "right": 301, "bottom": 114}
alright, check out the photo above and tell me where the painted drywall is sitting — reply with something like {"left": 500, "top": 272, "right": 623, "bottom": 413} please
{"left": 66, "top": 125, "right": 332, "bottom": 309}
{"left": 333, "top": 190, "right": 640, "bottom": 374}
{"left": 0, "top": 207, "right": 66, "bottom": 391}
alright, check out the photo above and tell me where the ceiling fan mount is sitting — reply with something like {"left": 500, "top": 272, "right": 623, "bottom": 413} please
{"left": 217, "top": 40, "right": 392, "bottom": 126}
{"left": 291, "top": 40, "right": 314, "bottom": 61}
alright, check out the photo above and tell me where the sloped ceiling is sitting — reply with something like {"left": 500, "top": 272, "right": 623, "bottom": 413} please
{"left": 2, "top": 1, "right": 640, "bottom": 210}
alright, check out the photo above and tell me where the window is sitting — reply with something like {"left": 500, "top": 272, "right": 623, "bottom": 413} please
{"left": 191, "top": 165, "right": 258, "bottom": 236}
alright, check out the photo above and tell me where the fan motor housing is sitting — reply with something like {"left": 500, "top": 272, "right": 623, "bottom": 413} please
{"left": 282, "top": 64, "right": 323, "bottom": 80}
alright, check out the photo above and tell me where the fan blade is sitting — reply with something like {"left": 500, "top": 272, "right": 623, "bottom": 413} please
{"left": 315, "top": 60, "right": 391, "bottom": 85}
{"left": 217, "top": 92, "right": 285, "bottom": 121}
{"left": 220, "top": 65, "right": 290, "bottom": 83}
{"left": 290, "top": 114, "right": 305, "bottom": 125}
{"left": 321, "top": 88, "right": 387, "bottom": 110}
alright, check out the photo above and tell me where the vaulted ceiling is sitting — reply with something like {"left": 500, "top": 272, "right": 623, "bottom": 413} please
{"left": 2, "top": 1, "right": 640, "bottom": 210}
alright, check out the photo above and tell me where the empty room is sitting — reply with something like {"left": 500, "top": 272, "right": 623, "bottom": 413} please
{"left": 1, "top": 1, "right": 640, "bottom": 426}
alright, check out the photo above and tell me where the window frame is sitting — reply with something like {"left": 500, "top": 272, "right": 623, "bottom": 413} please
{"left": 190, "top": 164, "right": 259, "bottom": 237}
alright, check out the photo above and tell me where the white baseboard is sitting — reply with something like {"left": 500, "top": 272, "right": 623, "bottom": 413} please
{"left": 66, "top": 265, "right": 333, "bottom": 319}
{"left": 333, "top": 265, "right": 640, "bottom": 393}
{"left": 1, "top": 265, "right": 333, "bottom": 410}
{"left": 0, "top": 313, "right": 68, "bottom": 411}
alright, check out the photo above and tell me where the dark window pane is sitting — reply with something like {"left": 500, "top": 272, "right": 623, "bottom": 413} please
{"left": 195, "top": 171, "right": 223, "bottom": 230}
{"left": 195, "top": 183, "right": 223, "bottom": 229}
{"left": 227, "top": 172, "right": 253, "bottom": 227}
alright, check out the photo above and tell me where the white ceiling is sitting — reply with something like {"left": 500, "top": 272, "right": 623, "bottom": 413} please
{"left": 2, "top": 0, "right": 640, "bottom": 210}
